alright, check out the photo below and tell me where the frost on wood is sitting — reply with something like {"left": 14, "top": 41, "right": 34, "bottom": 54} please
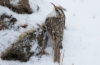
{"left": 0, "top": 0, "right": 33, "bottom": 14}
{"left": 0, "top": 28, "right": 36, "bottom": 62}
{"left": 0, "top": 20, "right": 8, "bottom": 30}
{"left": 10, "top": 0, "right": 20, "bottom": 6}
{"left": 0, "top": 27, "right": 48, "bottom": 62}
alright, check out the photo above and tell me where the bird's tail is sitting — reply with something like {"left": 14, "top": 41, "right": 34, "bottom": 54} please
{"left": 54, "top": 42, "right": 60, "bottom": 63}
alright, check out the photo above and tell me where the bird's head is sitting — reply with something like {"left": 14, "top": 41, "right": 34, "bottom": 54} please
{"left": 50, "top": 3, "right": 66, "bottom": 11}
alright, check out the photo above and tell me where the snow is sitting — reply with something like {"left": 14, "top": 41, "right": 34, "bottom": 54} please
{"left": 0, "top": 0, "right": 53, "bottom": 55}
{"left": 10, "top": 0, "right": 20, "bottom": 6}
{"left": 0, "top": 0, "right": 100, "bottom": 65}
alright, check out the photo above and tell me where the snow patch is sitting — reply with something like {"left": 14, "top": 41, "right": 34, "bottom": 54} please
{"left": 10, "top": 0, "right": 20, "bottom": 6}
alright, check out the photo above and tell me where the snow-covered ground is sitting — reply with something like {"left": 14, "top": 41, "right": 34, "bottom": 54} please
{"left": 0, "top": 0, "right": 53, "bottom": 54}
{"left": 0, "top": 0, "right": 100, "bottom": 65}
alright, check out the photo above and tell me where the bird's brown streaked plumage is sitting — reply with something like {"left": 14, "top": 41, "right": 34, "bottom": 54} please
{"left": 45, "top": 3, "right": 66, "bottom": 63}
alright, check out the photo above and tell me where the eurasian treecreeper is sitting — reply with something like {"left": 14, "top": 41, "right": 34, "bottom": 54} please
{"left": 45, "top": 3, "right": 66, "bottom": 63}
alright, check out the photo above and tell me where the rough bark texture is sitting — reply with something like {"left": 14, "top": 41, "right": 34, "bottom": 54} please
{"left": 0, "top": 27, "right": 48, "bottom": 62}
{"left": 0, "top": 0, "right": 33, "bottom": 14}
{"left": 36, "top": 25, "right": 49, "bottom": 56}
{"left": 0, "top": 29, "right": 36, "bottom": 62}
{"left": 0, "top": 20, "right": 8, "bottom": 30}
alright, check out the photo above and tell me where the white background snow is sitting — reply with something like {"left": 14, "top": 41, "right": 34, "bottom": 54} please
{"left": 0, "top": 0, "right": 100, "bottom": 65}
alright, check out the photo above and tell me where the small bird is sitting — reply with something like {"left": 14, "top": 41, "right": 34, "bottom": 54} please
{"left": 45, "top": 3, "right": 66, "bottom": 63}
